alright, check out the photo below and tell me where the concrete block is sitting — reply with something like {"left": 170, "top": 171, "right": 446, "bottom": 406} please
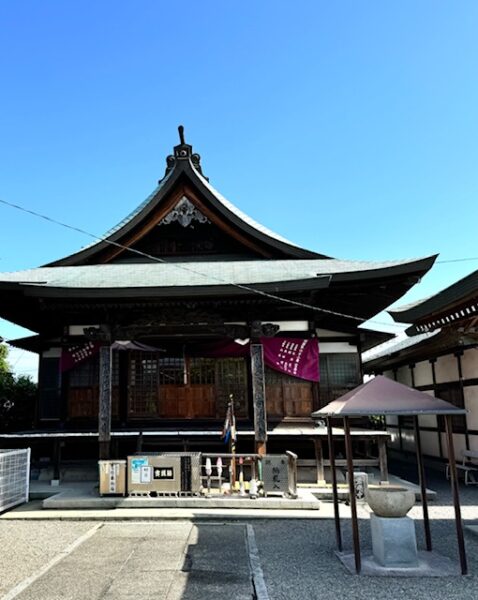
{"left": 370, "top": 513, "right": 418, "bottom": 568}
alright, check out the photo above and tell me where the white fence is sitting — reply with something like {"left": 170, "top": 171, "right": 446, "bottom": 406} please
{"left": 0, "top": 449, "right": 31, "bottom": 513}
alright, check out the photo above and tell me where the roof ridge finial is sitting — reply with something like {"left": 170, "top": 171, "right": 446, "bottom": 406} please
{"left": 160, "top": 125, "right": 208, "bottom": 182}
{"left": 178, "top": 125, "right": 185, "bottom": 145}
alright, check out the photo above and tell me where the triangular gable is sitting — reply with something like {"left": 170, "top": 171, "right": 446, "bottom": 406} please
{"left": 47, "top": 129, "right": 325, "bottom": 266}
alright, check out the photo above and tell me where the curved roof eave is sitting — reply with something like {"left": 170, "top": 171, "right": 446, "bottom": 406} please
{"left": 0, "top": 255, "right": 437, "bottom": 291}
{"left": 45, "top": 159, "right": 324, "bottom": 266}
{"left": 389, "top": 268, "right": 478, "bottom": 324}
{"left": 188, "top": 162, "right": 326, "bottom": 258}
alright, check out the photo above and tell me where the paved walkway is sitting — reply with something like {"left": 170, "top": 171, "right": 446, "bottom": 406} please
{"left": 2, "top": 522, "right": 256, "bottom": 600}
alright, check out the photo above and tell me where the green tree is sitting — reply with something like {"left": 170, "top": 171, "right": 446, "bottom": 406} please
{"left": 0, "top": 344, "right": 37, "bottom": 431}
{"left": 0, "top": 343, "right": 9, "bottom": 373}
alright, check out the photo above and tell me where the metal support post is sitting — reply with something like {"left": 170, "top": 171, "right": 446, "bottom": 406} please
{"left": 445, "top": 415, "right": 468, "bottom": 575}
{"left": 414, "top": 415, "right": 432, "bottom": 551}
{"left": 344, "top": 416, "right": 361, "bottom": 573}
{"left": 327, "top": 418, "right": 342, "bottom": 552}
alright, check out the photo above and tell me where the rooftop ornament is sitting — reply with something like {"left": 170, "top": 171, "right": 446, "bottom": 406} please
{"left": 162, "top": 124, "right": 206, "bottom": 179}
{"left": 312, "top": 375, "right": 468, "bottom": 576}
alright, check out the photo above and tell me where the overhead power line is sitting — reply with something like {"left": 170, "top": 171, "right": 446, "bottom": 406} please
{"left": 436, "top": 257, "right": 478, "bottom": 264}
{"left": 0, "top": 197, "right": 413, "bottom": 330}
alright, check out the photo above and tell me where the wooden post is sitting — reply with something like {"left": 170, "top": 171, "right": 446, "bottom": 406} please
{"left": 414, "top": 415, "right": 432, "bottom": 551}
{"left": 445, "top": 415, "right": 468, "bottom": 575}
{"left": 251, "top": 343, "right": 267, "bottom": 455}
{"left": 229, "top": 398, "right": 237, "bottom": 486}
{"left": 53, "top": 439, "right": 61, "bottom": 481}
{"left": 430, "top": 358, "right": 444, "bottom": 459}
{"left": 136, "top": 431, "right": 143, "bottom": 454}
{"left": 327, "top": 418, "right": 342, "bottom": 552}
{"left": 377, "top": 437, "right": 389, "bottom": 483}
{"left": 309, "top": 321, "right": 320, "bottom": 412}
{"left": 314, "top": 438, "right": 325, "bottom": 485}
{"left": 98, "top": 345, "right": 112, "bottom": 460}
{"left": 118, "top": 351, "right": 129, "bottom": 427}
{"left": 455, "top": 352, "right": 470, "bottom": 451}
{"left": 344, "top": 416, "right": 361, "bottom": 573}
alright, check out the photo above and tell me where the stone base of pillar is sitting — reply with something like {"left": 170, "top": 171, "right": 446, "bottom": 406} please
{"left": 371, "top": 514, "right": 418, "bottom": 568}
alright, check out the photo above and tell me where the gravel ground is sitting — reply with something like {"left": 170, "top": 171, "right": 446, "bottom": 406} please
{"left": 253, "top": 462, "right": 478, "bottom": 599}
{"left": 0, "top": 517, "right": 98, "bottom": 596}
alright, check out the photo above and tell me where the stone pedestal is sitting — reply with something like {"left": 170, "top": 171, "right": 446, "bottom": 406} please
{"left": 370, "top": 513, "right": 418, "bottom": 568}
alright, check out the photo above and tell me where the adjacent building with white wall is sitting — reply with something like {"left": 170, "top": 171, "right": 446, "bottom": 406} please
{"left": 364, "top": 269, "right": 478, "bottom": 463}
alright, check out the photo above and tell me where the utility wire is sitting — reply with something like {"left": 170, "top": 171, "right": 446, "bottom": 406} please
{"left": 436, "top": 257, "right": 478, "bottom": 264}
{"left": 0, "top": 197, "right": 412, "bottom": 329}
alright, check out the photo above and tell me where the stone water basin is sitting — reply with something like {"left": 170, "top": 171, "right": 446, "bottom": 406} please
{"left": 366, "top": 485, "right": 415, "bottom": 518}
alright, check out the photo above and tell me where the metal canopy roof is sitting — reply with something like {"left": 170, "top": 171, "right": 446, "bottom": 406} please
{"left": 312, "top": 375, "right": 467, "bottom": 417}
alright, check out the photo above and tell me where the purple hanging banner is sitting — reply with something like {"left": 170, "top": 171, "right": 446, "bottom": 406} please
{"left": 60, "top": 341, "right": 101, "bottom": 372}
{"left": 261, "top": 337, "right": 319, "bottom": 382}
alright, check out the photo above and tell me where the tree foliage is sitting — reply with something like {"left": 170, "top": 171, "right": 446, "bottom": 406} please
{"left": 0, "top": 343, "right": 8, "bottom": 373}
{"left": 0, "top": 344, "right": 37, "bottom": 431}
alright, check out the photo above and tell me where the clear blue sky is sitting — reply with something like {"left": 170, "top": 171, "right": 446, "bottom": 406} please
{"left": 1, "top": 2, "right": 478, "bottom": 374}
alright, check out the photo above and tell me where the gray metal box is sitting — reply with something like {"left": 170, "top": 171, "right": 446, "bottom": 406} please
{"left": 158, "top": 452, "right": 202, "bottom": 494}
{"left": 127, "top": 456, "right": 181, "bottom": 494}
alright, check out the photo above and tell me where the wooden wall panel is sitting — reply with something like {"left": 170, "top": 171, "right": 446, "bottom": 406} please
{"left": 265, "top": 384, "right": 284, "bottom": 417}
{"left": 69, "top": 387, "right": 119, "bottom": 419}
{"left": 265, "top": 379, "right": 313, "bottom": 419}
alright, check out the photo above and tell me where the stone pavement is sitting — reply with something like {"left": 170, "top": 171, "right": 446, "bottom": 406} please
{"left": 4, "top": 522, "right": 255, "bottom": 600}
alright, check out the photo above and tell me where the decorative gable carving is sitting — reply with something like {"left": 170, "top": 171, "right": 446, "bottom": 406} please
{"left": 159, "top": 196, "right": 211, "bottom": 228}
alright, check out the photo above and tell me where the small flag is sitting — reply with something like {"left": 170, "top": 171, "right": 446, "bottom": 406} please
{"left": 221, "top": 403, "right": 232, "bottom": 444}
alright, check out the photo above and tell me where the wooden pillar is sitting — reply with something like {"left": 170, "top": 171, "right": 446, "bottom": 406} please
{"left": 118, "top": 351, "right": 129, "bottom": 426}
{"left": 251, "top": 343, "right": 267, "bottom": 455}
{"left": 314, "top": 438, "right": 325, "bottom": 485}
{"left": 98, "top": 345, "right": 112, "bottom": 460}
{"left": 136, "top": 431, "right": 143, "bottom": 454}
{"left": 53, "top": 439, "right": 62, "bottom": 481}
{"left": 456, "top": 352, "right": 470, "bottom": 451}
{"left": 414, "top": 416, "right": 432, "bottom": 551}
{"left": 430, "top": 358, "right": 444, "bottom": 458}
{"left": 445, "top": 415, "right": 468, "bottom": 575}
{"left": 409, "top": 363, "right": 416, "bottom": 388}
{"left": 309, "top": 321, "right": 320, "bottom": 411}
